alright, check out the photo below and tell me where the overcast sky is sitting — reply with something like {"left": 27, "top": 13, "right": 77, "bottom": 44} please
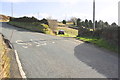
{"left": 0, "top": 0, "right": 119, "bottom": 24}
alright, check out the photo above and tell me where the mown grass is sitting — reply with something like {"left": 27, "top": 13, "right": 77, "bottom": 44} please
{"left": 76, "top": 36, "right": 118, "bottom": 53}
{"left": 56, "top": 27, "right": 78, "bottom": 37}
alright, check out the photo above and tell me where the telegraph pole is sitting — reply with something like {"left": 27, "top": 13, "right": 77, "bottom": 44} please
{"left": 10, "top": 2, "right": 14, "bottom": 41}
{"left": 11, "top": 2, "right": 13, "bottom": 17}
{"left": 93, "top": 0, "right": 95, "bottom": 31}
{"left": 38, "top": 12, "right": 39, "bottom": 20}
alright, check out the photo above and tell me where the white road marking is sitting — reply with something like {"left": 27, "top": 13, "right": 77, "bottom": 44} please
{"left": 30, "top": 39, "right": 33, "bottom": 41}
{"left": 16, "top": 40, "right": 32, "bottom": 48}
{"left": 28, "top": 43, "right": 32, "bottom": 46}
{"left": 52, "top": 42, "right": 55, "bottom": 44}
{"left": 40, "top": 34, "right": 45, "bottom": 35}
{"left": 41, "top": 43, "right": 47, "bottom": 46}
{"left": 14, "top": 50, "right": 27, "bottom": 78}
{"left": 34, "top": 42, "right": 39, "bottom": 44}
{"left": 16, "top": 40, "right": 27, "bottom": 45}
{"left": 36, "top": 45, "right": 40, "bottom": 47}
{"left": 16, "top": 40, "right": 24, "bottom": 44}
{"left": 16, "top": 39, "right": 57, "bottom": 47}
{"left": 22, "top": 46, "right": 28, "bottom": 48}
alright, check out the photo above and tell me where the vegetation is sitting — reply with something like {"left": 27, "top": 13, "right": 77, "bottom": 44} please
{"left": 56, "top": 27, "right": 78, "bottom": 37}
{"left": 47, "top": 19, "right": 58, "bottom": 31}
{"left": 76, "top": 36, "right": 118, "bottom": 53}
{"left": 9, "top": 21, "right": 54, "bottom": 35}
{"left": 0, "top": 35, "right": 10, "bottom": 78}
{"left": 0, "top": 14, "right": 10, "bottom": 22}
{"left": 9, "top": 16, "right": 56, "bottom": 35}
{"left": 75, "top": 17, "right": 119, "bottom": 53}
{"left": 68, "top": 17, "right": 118, "bottom": 29}
{"left": 62, "top": 20, "right": 66, "bottom": 24}
{"left": 10, "top": 16, "right": 40, "bottom": 22}
{"left": 9, "top": 16, "right": 119, "bottom": 53}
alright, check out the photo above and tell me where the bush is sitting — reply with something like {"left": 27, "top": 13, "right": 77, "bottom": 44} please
{"left": 10, "top": 16, "right": 40, "bottom": 22}
{"left": 78, "top": 27, "right": 92, "bottom": 37}
{"left": 93, "top": 28, "right": 103, "bottom": 38}
{"left": 78, "top": 26, "right": 119, "bottom": 47}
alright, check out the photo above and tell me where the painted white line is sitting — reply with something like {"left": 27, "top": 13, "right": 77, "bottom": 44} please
{"left": 16, "top": 40, "right": 26, "bottom": 45}
{"left": 34, "top": 42, "right": 39, "bottom": 44}
{"left": 22, "top": 46, "right": 28, "bottom": 48}
{"left": 16, "top": 40, "right": 23, "bottom": 43}
{"left": 14, "top": 50, "right": 27, "bottom": 78}
{"left": 36, "top": 45, "right": 40, "bottom": 47}
{"left": 28, "top": 43, "right": 32, "bottom": 46}
{"left": 30, "top": 39, "right": 33, "bottom": 41}
{"left": 52, "top": 42, "right": 55, "bottom": 44}
{"left": 41, "top": 43, "right": 47, "bottom": 46}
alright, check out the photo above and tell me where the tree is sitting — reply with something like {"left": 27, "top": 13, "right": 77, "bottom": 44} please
{"left": 70, "top": 17, "right": 77, "bottom": 25}
{"left": 104, "top": 22, "right": 109, "bottom": 27}
{"left": 97, "top": 20, "right": 104, "bottom": 28}
{"left": 81, "top": 21, "right": 85, "bottom": 27}
{"left": 77, "top": 18, "right": 81, "bottom": 27}
{"left": 62, "top": 20, "right": 66, "bottom": 24}
{"left": 95, "top": 21, "right": 98, "bottom": 28}
{"left": 85, "top": 19, "right": 89, "bottom": 28}
{"left": 89, "top": 20, "right": 93, "bottom": 28}
{"left": 111, "top": 22, "right": 117, "bottom": 27}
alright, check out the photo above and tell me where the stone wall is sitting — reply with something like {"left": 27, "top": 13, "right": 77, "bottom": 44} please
{"left": 101, "top": 27, "right": 119, "bottom": 46}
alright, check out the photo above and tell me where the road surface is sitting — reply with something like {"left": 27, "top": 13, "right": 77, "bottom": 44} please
{"left": 0, "top": 22, "right": 118, "bottom": 78}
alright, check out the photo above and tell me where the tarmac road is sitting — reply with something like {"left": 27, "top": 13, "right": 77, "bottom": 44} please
{"left": 0, "top": 22, "right": 118, "bottom": 78}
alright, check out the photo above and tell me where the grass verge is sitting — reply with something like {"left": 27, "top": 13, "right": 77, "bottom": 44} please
{"left": 76, "top": 36, "right": 118, "bottom": 53}
{"left": 0, "top": 35, "right": 10, "bottom": 78}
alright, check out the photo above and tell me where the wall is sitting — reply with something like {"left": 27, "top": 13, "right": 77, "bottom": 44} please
{"left": 101, "top": 27, "right": 119, "bottom": 46}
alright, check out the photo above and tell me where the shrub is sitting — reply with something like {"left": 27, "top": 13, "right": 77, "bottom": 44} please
{"left": 78, "top": 27, "right": 92, "bottom": 37}
{"left": 93, "top": 28, "right": 103, "bottom": 38}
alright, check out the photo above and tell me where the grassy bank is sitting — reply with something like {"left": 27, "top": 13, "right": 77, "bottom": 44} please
{"left": 76, "top": 36, "right": 118, "bottom": 53}
{"left": 9, "top": 21, "right": 54, "bottom": 35}
{"left": 56, "top": 27, "right": 78, "bottom": 37}
{"left": 9, "top": 22, "right": 77, "bottom": 37}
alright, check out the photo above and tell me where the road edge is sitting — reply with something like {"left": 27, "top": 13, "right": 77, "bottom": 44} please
{"left": 14, "top": 50, "right": 27, "bottom": 78}
{"left": 1, "top": 33, "right": 27, "bottom": 78}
